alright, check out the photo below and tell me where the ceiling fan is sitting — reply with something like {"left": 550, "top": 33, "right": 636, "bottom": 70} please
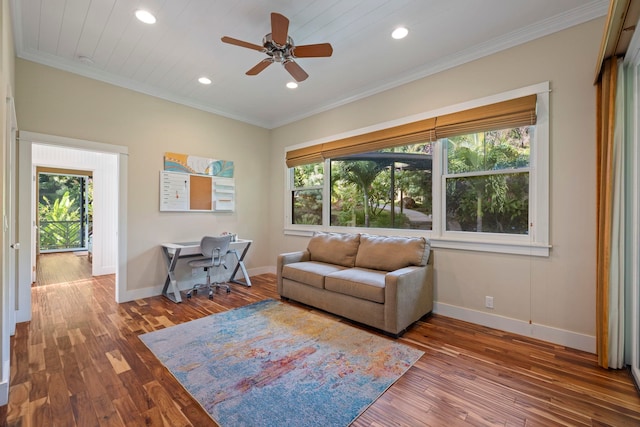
{"left": 221, "top": 12, "right": 333, "bottom": 82}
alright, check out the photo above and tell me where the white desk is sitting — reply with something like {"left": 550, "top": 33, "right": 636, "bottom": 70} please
{"left": 160, "top": 239, "right": 252, "bottom": 303}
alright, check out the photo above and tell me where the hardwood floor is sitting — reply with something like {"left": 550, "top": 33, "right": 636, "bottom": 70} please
{"left": 3, "top": 253, "right": 640, "bottom": 426}
{"left": 35, "top": 252, "right": 93, "bottom": 287}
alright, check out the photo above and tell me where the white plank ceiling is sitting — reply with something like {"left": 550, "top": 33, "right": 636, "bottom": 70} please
{"left": 12, "top": 0, "right": 608, "bottom": 129}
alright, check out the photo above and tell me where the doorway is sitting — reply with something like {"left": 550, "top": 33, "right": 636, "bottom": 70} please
{"left": 35, "top": 168, "right": 94, "bottom": 286}
{"left": 17, "top": 132, "right": 128, "bottom": 323}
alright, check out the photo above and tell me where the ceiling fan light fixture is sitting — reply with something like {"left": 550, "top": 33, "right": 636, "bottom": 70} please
{"left": 286, "top": 82, "right": 298, "bottom": 89}
{"left": 135, "top": 10, "right": 156, "bottom": 24}
{"left": 221, "top": 12, "right": 331, "bottom": 82}
{"left": 392, "top": 27, "right": 408, "bottom": 40}
{"left": 198, "top": 77, "right": 212, "bottom": 85}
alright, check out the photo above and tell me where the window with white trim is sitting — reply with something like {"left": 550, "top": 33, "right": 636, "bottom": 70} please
{"left": 292, "top": 163, "right": 323, "bottom": 225}
{"left": 285, "top": 83, "right": 549, "bottom": 256}
{"left": 443, "top": 126, "right": 531, "bottom": 234}
{"left": 328, "top": 142, "right": 433, "bottom": 230}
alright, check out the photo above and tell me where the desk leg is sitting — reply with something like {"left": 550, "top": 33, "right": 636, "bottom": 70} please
{"left": 229, "top": 243, "right": 252, "bottom": 287}
{"left": 162, "top": 247, "right": 183, "bottom": 303}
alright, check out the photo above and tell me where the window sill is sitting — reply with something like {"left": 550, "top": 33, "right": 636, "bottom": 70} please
{"left": 429, "top": 237, "right": 550, "bottom": 257}
{"left": 284, "top": 227, "right": 551, "bottom": 257}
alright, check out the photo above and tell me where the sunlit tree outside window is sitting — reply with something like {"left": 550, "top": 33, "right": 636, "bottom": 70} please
{"left": 444, "top": 126, "right": 531, "bottom": 234}
{"left": 291, "top": 163, "right": 324, "bottom": 225}
{"left": 328, "top": 142, "right": 433, "bottom": 230}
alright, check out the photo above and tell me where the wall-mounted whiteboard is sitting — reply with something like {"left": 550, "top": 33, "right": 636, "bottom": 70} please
{"left": 160, "top": 171, "right": 235, "bottom": 212}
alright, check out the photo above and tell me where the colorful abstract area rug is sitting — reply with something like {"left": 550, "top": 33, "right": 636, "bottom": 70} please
{"left": 139, "top": 299, "right": 423, "bottom": 426}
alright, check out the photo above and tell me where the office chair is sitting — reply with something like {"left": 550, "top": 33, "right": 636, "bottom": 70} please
{"left": 186, "top": 235, "right": 233, "bottom": 300}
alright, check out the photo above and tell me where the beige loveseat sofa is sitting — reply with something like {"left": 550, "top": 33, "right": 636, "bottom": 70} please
{"left": 277, "top": 232, "right": 433, "bottom": 336}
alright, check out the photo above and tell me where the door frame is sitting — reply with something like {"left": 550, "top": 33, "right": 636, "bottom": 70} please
{"left": 17, "top": 132, "right": 128, "bottom": 323}
{"left": 1, "top": 90, "right": 18, "bottom": 405}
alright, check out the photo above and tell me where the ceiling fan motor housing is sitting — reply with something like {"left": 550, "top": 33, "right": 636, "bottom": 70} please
{"left": 263, "top": 33, "right": 295, "bottom": 62}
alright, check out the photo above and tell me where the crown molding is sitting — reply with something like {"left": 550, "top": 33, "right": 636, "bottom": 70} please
{"left": 270, "top": 1, "right": 609, "bottom": 128}
{"left": 11, "top": 0, "right": 609, "bottom": 130}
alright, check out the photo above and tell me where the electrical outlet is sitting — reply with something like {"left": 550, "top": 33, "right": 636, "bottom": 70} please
{"left": 485, "top": 296, "right": 494, "bottom": 309}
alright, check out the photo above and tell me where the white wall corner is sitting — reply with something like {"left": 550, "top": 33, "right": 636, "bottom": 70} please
{"left": 0, "top": 358, "right": 8, "bottom": 405}
{"left": 0, "top": 381, "right": 7, "bottom": 406}
{"left": 92, "top": 265, "right": 117, "bottom": 276}
{"left": 121, "top": 286, "right": 163, "bottom": 303}
{"left": 433, "top": 302, "right": 596, "bottom": 354}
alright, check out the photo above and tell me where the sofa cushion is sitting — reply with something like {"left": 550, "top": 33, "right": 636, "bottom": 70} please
{"left": 325, "top": 268, "right": 386, "bottom": 303}
{"left": 355, "top": 234, "right": 429, "bottom": 271}
{"left": 281, "top": 261, "right": 346, "bottom": 289}
{"left": 307, "top": 232, "right": 361, "bottom": 268}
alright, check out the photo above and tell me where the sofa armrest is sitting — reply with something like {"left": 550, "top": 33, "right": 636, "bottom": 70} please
{"left": 277, "top": 250, "right": 310, "bottom": 293}
{"left": 384, "top": 251, "right": 434, "bottom": 334}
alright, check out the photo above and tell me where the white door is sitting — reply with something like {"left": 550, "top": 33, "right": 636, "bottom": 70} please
{"left": 5, "top": 97, "right": 17, "bottom": 334}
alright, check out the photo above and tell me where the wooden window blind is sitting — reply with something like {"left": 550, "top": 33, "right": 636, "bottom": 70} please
{"left": 286, "top": 94, "right": 537, "bottom": 168}
{"left": 285, "top": 118, "right": 435, "bottom": 168}
{"left": 435, "top": 94, "right": 537, "bottom": 139}
{"left": 285, "top": 145, "right": 324, "bottom": 168}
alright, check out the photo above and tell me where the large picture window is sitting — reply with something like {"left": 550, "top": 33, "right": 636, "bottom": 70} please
{"left": 285, "top": 83, "right": 549, "bottom": 256}
{"left": 329, "top": 143, "right": 432, "bottom": 229}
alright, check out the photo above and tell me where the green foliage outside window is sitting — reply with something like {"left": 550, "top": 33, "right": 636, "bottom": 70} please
{"left": 445, "top": 127, "right": 530, "bottom": 234}
{"left": 38, "top": 174, "right": 92, "bottom": 250}
{"left": 39, "top": 191, "right": 82, "bottom": 250}
{"left": 328, "top": 142, "right": 433, "bottom": 230}
{"left": 292, "top": 164, "right": 323, "bottom": 225}
{"left": 290, "top": 127, "right": 531, "bottom": 234}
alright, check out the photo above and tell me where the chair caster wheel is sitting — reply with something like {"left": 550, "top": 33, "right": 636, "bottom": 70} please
{"left": 226, "top": 288, "right": 231, "bottom": 294}
{"left": 186, "top": 292, "right": 192, "bottom": 299}
{"left": 193, "top": 289, "right": 197, "bottom": 295}
{"left": 208, "top": 293, "right": 213, "bottom": 300}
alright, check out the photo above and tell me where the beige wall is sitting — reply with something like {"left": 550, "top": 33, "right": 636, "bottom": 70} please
{"left": 15, "top": 60, "right": 271, "bottom": 293}
{"left": 269, "top": 18, "right": 604, "bottom": 348}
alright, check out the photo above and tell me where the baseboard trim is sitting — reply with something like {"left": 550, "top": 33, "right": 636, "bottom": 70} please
{"left": 93, "top": 266, "right": 116, "bottom": 276}
{"left": 0, "top": 379, "right": 8, "bottom": 406}
{"left": 248, "top": 266, "right": 275, "bottom": 276}
{"left": 433, "top": 302, "right": 596, "bottom": 354}
{"left": 120, "top": 267, "right": 273, "bottom": 302}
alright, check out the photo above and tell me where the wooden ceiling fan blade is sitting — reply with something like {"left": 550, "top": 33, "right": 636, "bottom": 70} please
{"left": 246, "top": 59, "right": 273, "bottom": 76}
{"left": 221, "top": 36, "right": 264, "bottom": 52}
{"left": 292, "top": 43, "right": 333, "bottom": 58}
{"left": 284, "top": 60, "right": 309, "bottom": 82}
{"left": 271, "top": 12, "right": 289, "bottom": 46}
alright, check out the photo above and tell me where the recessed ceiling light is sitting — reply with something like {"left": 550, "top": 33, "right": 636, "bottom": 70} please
{"left": 135, "top": 10, "right": 156, "bottom": 24}
{"left": 198, "top": 77, "right": 212, "bottom": 85}
{"left": 392, "top": 27, "right": 408, "bottom": 40}
{"left": 286, "top": 82, "right": 298, "bottom": 89}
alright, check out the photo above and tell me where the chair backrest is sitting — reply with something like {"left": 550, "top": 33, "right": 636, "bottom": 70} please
{"left": 200, "top": 235, "right": 232, "bottom": 258}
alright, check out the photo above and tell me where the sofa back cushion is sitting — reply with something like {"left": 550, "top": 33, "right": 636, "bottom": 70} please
{"left": 307, "top": 232, "right": 361, "bottom": 268}
{"left": 355, "top": 234, "right": 429, "bottom": 271}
